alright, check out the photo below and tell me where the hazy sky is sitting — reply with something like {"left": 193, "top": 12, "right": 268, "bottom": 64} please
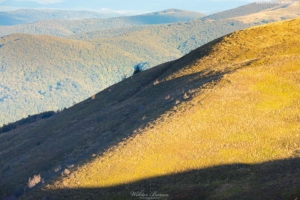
{"left": 0, "top": 0, "right": 277, "bottom": 13}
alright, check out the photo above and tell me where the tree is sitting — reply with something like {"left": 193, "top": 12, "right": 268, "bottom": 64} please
{"left": 133, "top": 65, "right": 142, "bottom": 75}
{"left": 133, "top": 62, "right": 149, "bottom": 75}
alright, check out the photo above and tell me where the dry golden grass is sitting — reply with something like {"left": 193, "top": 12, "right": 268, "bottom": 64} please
{"left": 21, "top": 18, "right": 300, "bottom": 199}
{"left": 232, "top": 2, "right": 300, "bottom": 23}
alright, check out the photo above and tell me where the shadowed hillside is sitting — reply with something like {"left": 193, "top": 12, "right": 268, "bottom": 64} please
{"left": 1, "top": 18, "right": 300, "bottom": 199}
{"left": 20, "top": 158, "right": 300, "bottom": 200}
{"left": 0, "top": 9, "right": 204, "bottom": 37}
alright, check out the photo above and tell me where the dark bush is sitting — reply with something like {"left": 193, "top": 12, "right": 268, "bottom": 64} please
{"left": 133, "top": 62, "right": 149, "bottom": 75}
{"left": 133, "top": 66, "right": 142, "bottom": 75}
{"left": 1, "top": 123, "right": 17, "bottom": 133}
{"left": 41, "top": 111, "right": 56, "bottom": 119}
{"left": 0, "top": 110, "right": 56, "bottom": 134}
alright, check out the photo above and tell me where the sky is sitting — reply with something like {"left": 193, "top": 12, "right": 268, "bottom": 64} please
{"left": 0, "top": 0, "right": 279, "bottom": 14}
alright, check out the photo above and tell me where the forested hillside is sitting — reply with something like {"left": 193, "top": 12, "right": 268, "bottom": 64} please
{"left": 0, "top": 19, "right": 251, "bottom": 126}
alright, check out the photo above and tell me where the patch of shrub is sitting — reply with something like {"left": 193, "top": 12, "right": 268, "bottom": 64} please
{"left": 41, "top": 111, "right": 55, "bottom": 119}
{"left": 0, "top": 111, "right": 56, "bottom": 134}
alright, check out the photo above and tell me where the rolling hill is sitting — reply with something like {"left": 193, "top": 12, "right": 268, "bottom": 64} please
{"left": 1, "top": 2, "right": 299, "bottom": 38}
{"left": 1, "top": 18, "right": 300, "bottom": 199}
{"left": 203, "top": 2, "right": 281, "bottom": 20}
{"left": 70, "top": 1, "right": 300, "bottom": 42}
{"left": 0, "top": 9, "right": 204, "bottom": 37}
{"left": 232, "top": 2, "right": 300, "bottom": 23}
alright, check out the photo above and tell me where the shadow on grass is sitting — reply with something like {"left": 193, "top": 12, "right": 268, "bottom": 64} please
{"left": 0, "top": 43, "right": 253, "bottom": 199}
{"left": 16, "top": 157, "right": 300, "bottom": 200}
{"left": 0, "top": 111, "right": 56, "bottom": 135}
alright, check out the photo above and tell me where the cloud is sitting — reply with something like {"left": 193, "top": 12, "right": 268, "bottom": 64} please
{"left": 15, "top": 0, "right": 62, "bottom": 4}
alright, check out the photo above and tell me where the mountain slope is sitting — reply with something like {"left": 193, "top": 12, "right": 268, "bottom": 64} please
{"left": 0, "top": 9, "right": 204, "bottom": 37}
{"left": 1, "top": 18, "right": 300, "bottom": 199}
{"left": 232, "top": 2, "right": 300, "bottom": 23}
{"left": 0, "top": 32, "right": 180, "bottom": 126}
{"left": 204, "top": 2, "right": 281, "bottom": 20}
{"left": 2, "top": 2, "right": 300, "bottom": 127}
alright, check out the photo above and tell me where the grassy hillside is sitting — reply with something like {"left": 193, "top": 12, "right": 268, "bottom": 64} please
{"left": 0, "top": 9, "right": 204, "bottom": 37}
{"left": 1, "top": 18, "right": 300, "bottom": 199}
{"left": 0, "top": 9, "right": 126, "bottom": 26}
{"left": 0, "top": 19, "right": 253, "bottom": 127}
{"left": 204, "top": 2, "right": 280, "bottom": 20}
{"left": 232, "top": 2, "right": 300, "bottom": 23}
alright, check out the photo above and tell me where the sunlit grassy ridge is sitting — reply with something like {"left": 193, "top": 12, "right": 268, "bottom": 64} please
{"left": 232, "top": 2, "right": 300, "bottom": 23}
{"left": 16, "top": 18, "right": 300, "bottom": 199}
{"left": 203, "top": 2, "right": 280, "bottom": 21}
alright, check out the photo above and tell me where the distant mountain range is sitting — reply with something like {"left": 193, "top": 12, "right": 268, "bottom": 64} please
{"left": 1, "top": 17, "right": 300, "bottom": 200}
{"left": 0, "top": 9, "right": 204, "bottom": 37}
{"left": 0, "top": 8, "right": 145, "bottom": 26}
